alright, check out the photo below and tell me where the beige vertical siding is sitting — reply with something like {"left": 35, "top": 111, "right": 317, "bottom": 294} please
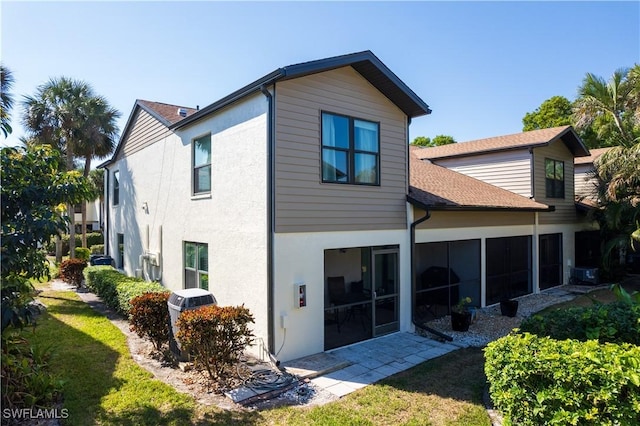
{"left": 274, "top": 67, "right": 408, "bottom": 233}
{"left": 115, "top": 108, "right": 172, "bottom": 161}
{"left": 434, "top": 150, "right": 532, "bottom": 197}
{"left": 533, "top": 140, "right": 577, "bottom": 224}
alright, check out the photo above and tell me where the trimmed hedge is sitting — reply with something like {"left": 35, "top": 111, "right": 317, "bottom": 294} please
{"left": 59, "top": 259, "right": 87, "bottom": 286}
{"left": 46, "top": 232, "right": 104, "bottom": 256}
{"left": 176, "top": 305, "right": 254, "bottom": 380}
{"left": 129, "top": 293, "right": 170, "bottom": 351}
{"left": 485, "top": 333, "right": 640, "bottom": 425}
{"left": 83, "top": 266, "right": 168, "bottom": 316}
{"left": 520, "top": 302, "right": 640, "bottom": 345}
{"left": 90, "top": 244, "right": 104, "bottom": 255}
{"left": 74, "top": 247, "right": 91, "bottom": 261}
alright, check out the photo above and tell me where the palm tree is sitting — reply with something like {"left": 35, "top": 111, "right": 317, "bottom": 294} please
{"left": 1, "top": 65, "right": 15, "bottom": 138}
{"left": 573, "top": 67, "right": 639, "bottom": 147}
{"left": 75, "top": 96, "right": 120, "bottom": 247}
{"left": 22, "top": 77, "right": 96, "bottom": 259}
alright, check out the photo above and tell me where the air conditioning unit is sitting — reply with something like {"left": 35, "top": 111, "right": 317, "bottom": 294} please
{"left": 168, "top": 288, "right": 217, "bottom": 361}
{"left": 570, "top": 267, "right": 599, "bottom": 286}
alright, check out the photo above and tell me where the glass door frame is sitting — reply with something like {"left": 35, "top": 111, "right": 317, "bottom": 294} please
{"left": 371, "top": 248, "right": 399, "bottom": 336}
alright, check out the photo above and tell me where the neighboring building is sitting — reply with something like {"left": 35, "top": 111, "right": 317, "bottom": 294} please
{"left": 574, "top": 147, "right": 612, "bottom": 200}
{"left": 100, "top": 51, "right": 599, "bottom": 363}
{"left": 73, "top": 200, "right": 102, "bottom": 233}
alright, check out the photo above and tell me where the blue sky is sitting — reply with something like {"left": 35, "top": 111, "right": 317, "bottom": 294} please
{"left": 2, "top": 1, "right": 638, "bottom": 149}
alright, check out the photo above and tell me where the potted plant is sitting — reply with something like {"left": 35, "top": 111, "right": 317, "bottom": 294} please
{"left": 500, "top": 298, "right": 519, "bottom": 317}
{"left": 451, "top": 297, "right": 472, "bottom": 331}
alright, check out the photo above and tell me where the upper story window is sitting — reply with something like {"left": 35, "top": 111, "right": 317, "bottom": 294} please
{"left": 321, "top": 112, "right": 380, "bottom": 185}
{"left": 545, "top": 158, "right": 564, "bottom": 198}
{"left": 113, "top": 170, "right": 120, "bottom": 205}
{"left": 184, "top": 241, "right": 208, "bottom": 290}
{"left": 193, "top": 134, "right": 211, "bottom": 194}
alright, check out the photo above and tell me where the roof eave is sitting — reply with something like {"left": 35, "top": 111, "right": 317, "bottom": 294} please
{"left": 406, "top": 194, "right": 553, "bottom": 212}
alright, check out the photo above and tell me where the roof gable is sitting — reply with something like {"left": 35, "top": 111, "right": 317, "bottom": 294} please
{"left": 172, "top": 50, "right": 431, "bottom": 130}
{"left": 413, "top": 126, "right": 589, "bottom": 161}
{"left": 99, "top": 99, "right": 196, "bottom": 167}
{"left": 408, "top": 148, "right": 551, "bottom": 211}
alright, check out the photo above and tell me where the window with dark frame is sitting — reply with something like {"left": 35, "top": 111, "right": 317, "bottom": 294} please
{"left": 117, "top": 233, "right": 124, "bottom": 269}
{"left": 193, "top": 134, "right": 211, "bottom": 194}
{"left": 321, "top": 112, "right": 380, "bottom": 185}
{"left": 545, "top": 158, "right": 564, "bottom": 198}
{"left": 184, "top": 241, "right": 208, "bottom": 290}
{"left": 113, "top": 170, "right": 120, "bottom": 205}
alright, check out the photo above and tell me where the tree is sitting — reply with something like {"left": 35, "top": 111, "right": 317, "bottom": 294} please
{"left": 0, "top": 65, "right": 14, "bottom": 138}
{"left": 22, "top": 77, "right": 118, "bottom": 256}
{"left": 74, "top": 96, "right": 120, "bottom": 247}
{"left": 1, "top": 145, "right": 93, "bottom": 330}
{"left": 411, "top": 134, "right": 456, "bottom": 147}
{"left": 573, "top": 67, "right": 640, "bottom": 147}
{"left": 522, "top": 96, "right": 573, "bottom": 131}
{"left": 590, "top": 143, "right": 640, "bottom": 276}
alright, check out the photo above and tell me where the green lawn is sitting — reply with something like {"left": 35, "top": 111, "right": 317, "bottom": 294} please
{"left": 28, "top": 283, "right": 490, "bottom": 425}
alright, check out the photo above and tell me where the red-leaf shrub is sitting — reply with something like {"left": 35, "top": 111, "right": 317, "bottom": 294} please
{"left": 129, "top": 292, "right": 170, "bottom": 351}
{"left": 176, "top": 305, "right": 254, "bottom": 380}
{"left": 59, "top": 258, "right": 87, "bottom": 286}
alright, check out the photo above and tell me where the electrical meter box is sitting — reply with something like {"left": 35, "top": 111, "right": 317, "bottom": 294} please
{"left": 294, "top": 283, "right": 307, "bottom": 308}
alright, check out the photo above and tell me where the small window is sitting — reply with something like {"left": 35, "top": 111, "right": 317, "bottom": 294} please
{"left": 117, "top": 233, "right": 124, "bottom": 269}
{"left": 545, "top": 158, "right": 564, "bottom": 198}
{"left": 113, "top": 170, "right": 120, "bottom": 205}
{"left": 321, "top": 112, "right": 379, "bottom": 185}
{"left": 193, "top": 134, "right": 211, "bottom": 194}
{"left": 184, "top": 242, "right": 208, "bottom": 290}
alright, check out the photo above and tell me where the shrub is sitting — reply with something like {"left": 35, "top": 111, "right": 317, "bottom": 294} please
{"left": 82, "top": 266, "right": 167, "bottom": 316}
{"left": 176, "top": 305, "right": 254, "bottom": 380}
{"left": 520, "top": 301, "right": 640, "bottom": 345}
{"left": 485, "top": 333, "right": 640, "bottom": 426}
{"left": 1, "top": 333, "right": 62, "bottom": 410}
{"left": 59, "top": 259, "right": 87, "bottom": 286}
{"left": 90, "top": 244, "right": 104, "bottom": 255}
{"left": 74, "top": 247, "right": 91, "bottom": 261}
{"left": 129, "top": 293, "right": 170, "bottom": 351}
{"left": 45, "top": 232, "right": 104, "bottom": 256}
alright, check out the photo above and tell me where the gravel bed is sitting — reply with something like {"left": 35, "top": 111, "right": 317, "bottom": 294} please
{"left": 419, "top": 287, "right": 583, "bottom": 347}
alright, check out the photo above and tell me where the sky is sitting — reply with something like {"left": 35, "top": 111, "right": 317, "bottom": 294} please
{"left": 1, "top": 1, "right": 639, "bottom": 150}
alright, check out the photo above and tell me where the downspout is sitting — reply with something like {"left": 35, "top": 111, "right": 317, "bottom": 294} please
{"left": 104, "top": 168, "right": 110, "bottom": 257}
{"left": 260, "top": 84, "right": 276, "bottom": 359}
{"left": 409, "top": 209, "right": 453, "bottom": 341}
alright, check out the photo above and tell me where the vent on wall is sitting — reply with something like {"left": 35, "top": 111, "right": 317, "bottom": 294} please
{"left": 177, "top": 108, "right": 187, "bottom": 117}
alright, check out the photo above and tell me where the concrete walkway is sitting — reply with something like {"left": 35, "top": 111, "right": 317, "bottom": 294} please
{"left": 284, "top": 332, "right": 463, "bottom": 398}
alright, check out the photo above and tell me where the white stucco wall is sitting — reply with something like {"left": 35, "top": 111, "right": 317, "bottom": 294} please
{"left": 106, "top": 93, "right": 269, "bottom": 356}
{"left": 272, "top": 229, "right": 411, "bottom": 362}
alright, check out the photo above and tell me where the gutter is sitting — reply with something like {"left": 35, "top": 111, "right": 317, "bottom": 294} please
{"left": 260, "top": 84, "right": 276, "bottom": 357}
{"left": 104, "top": 169, "right": 110, "bottom": 257}
{"left": 409, "top": 206, "right": 453, "bottom": 341}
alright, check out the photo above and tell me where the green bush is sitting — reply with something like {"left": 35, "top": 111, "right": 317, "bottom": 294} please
{"left": 129, "top": 293, "right": 171, "bottom": 351}
{"left": 176, "top": 305, "right": 254, "bottom": 380}
{"left": 90, "top": 244, "right": 104, "bottom": 255}
{"left": 74, "top": 247, "right": 91, "bottom": 261}
{"left": 520, "top": 302, "right": 640, "bottom": 345}
{"left": 1, "top": 334, "right": 62, "bottom": 411}
{"left": 83, "top": 266, "right": 167, "bottom": 316}
{"left": 45, "top": 232, "right": 104, "bottom": 256}
{"left": 59, "top": 259, "right": 87, "bottom": 286}
{"left": 485, "top": 333, "right": 640, "bottom": 425}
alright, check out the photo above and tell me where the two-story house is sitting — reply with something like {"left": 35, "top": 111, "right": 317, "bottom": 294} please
{"left": 100, "top": 51, "right": 432, "bottom": 362}
{"left": 101, "top": 51, "right": 600, "bottom": 362}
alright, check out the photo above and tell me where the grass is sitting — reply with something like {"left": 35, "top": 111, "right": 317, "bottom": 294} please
{"left": 27, "top": 282, "right": 491, "bottom": 425}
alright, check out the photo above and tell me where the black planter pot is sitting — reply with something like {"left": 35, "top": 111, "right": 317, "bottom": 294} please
{"left": 500, "top": 299, "right": 519, "bottom": 317}
{"left": 451, "top": 311, "right": 472, "bottom": 332}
